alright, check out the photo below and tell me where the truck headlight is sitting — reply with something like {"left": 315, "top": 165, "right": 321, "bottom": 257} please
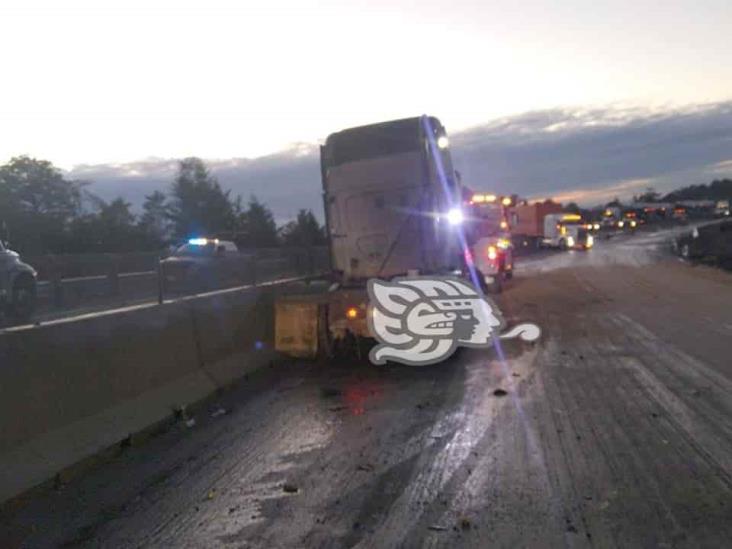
{"left": 446, "top": 208, "right": 464, "bottom": 225}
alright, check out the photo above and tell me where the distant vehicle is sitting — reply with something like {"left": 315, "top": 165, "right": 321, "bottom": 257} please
{"left": 674, "top": 220, "right": 732, "bottom": 265}
{"left": 510, "top": 200, "right": 564, "bottom": 248}
{"left": 463, "top": 192, "right": 514, "bottom": 293}
{"left": 543, "top": 213, "right": 593, "bottom": 249}
{"left": 275, "top": 115, "right": 466, "bottom": 358}
{"left": 0, "top": 240, "right": 38, "bottom": 322}
{"left": 160, "top": 238, "right": 248, "bottom": 293}
{"left": 617, "top": 210, "right": 639, "bottom": 231}
{"left": 715, "top": 200, "right": 730, "bottom": 218}
{"left": 601, "top": 206, "right": 622, "bottom": 228}
{"left": 672, "top": 206, "right": 688, "bottom": 223}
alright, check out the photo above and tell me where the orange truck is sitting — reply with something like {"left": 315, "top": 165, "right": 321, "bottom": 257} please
{"left": 510, "top": 200, "right": 592, "bottom": 250}
{"left": 509, "top": 200, "right": 563, "bottom": 249}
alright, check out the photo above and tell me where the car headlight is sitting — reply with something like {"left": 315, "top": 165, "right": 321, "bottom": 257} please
{"left": 692, "top": 228, "right": 699, "bottom": 238}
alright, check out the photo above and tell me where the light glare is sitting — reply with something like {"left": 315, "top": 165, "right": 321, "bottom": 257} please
{"left": 446, "top": 207, "right": 464, "bottom": 225}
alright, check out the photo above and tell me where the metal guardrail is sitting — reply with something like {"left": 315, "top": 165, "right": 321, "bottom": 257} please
{"left": 29, "top": 247, "right": 330, "bottom": 320}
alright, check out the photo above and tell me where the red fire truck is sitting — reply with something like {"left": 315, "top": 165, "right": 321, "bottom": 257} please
{"left": 462, "top": 190, "right": 514, "bottom": 293}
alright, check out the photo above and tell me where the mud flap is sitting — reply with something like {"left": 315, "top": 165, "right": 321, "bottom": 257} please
{"left": 274, "top": 298, "right": 321, "bottom": 358}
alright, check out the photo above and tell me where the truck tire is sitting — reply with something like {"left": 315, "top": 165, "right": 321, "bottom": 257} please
{"left": 559, "top": 238, "right": 567, "bottom": 251}
{"left": 483, "top": 273, "right": 503, "bottom": 294}
{"left": 8, "top": 274, "right": 36, "bottom": 323}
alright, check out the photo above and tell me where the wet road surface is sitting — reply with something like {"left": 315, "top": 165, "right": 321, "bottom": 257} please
{"left": 2, "top": 229, "right": 731, "bottom": 548}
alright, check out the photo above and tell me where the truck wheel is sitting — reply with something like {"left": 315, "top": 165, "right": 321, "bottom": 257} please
{"left": 9, "top": 275, "right": 36, "bottom": 323}
{"left": 559, "top": 238, "right": 567, "bottom": 251}
{"left": 484, "top": 274, "right": 503, "bottom": 294}
{"left": 504, "top": 269, "right": 513, "bottom": 280}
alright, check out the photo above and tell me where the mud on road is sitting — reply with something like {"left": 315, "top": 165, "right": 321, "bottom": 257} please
{"left": 1, "top": 232, "right": 731, "bottom": 548}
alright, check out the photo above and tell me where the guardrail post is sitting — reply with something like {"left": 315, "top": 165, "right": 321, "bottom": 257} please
{"left": 156, "top": 258, "right": 164, "bottom": 304}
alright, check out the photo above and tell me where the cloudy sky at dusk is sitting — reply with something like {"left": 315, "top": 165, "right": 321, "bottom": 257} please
{"left": 1, "top": 0, "right": 731, "bottom": 217}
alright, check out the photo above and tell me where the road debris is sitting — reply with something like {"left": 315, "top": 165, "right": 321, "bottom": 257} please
{"left": 428, "top": 525, "right": 448, "bottom": 532}
{"left": 357, "top": 463, "right": 374, "bottom": 472}
{"left": 185, "top": 418, "right": 197, "bottom": 428}
{"left": 493, "top": 388, "right": 508, "bottom": 397}
{"left": 459, "top": 517, "right": 472, "bottom": 530}
{"left": 328, "top": 405, "right": 347, "bottom": 412}
{"left": 283, "top": 483, "right": 299, "bottom": 494}
{"left": 211, "top": 407, "right": 228, "bottom": 418}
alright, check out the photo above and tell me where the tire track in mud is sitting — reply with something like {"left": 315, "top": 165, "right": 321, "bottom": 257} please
{"left": 603, "top": 314, "right": 732, "bottom": 483}
{"left": 572, "top": 268, "right": 732, "bottom": 539}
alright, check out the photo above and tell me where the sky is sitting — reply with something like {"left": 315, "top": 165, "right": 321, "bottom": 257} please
{"left": 1, "top": 0, "right": 731, "bottom": 215}
{"left": 74, "top": 101, "right": 732, "bottom": 222}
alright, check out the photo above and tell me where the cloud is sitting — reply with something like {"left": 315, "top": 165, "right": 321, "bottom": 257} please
{"left": 450, "top": 101, "right": 732, "bottom": 204}
{"left": 69, "top": 101, "right": 732, "bottom": 221}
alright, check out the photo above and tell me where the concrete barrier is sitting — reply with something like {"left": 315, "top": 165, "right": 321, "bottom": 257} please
{"left": 0, "top": 284, "right": 279, "bottom": 503}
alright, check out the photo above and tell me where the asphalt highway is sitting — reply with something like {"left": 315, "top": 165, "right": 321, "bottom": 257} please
{"left": 2, "top": 228, "right": 731, "bottom": 548}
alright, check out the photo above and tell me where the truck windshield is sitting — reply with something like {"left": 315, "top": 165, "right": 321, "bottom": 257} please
{"left": 469, "top": 204, "right": 504, "bottom": 236}
{"left": 323, "top": 118, "right": 423, "bottom": 168}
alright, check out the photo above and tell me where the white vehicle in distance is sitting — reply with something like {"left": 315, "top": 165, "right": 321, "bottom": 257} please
{"left": 543, "top": 213, "right": 593, "bottom": 250}
{"left": 160, "top": 238, "right": 246, "bottom": 294}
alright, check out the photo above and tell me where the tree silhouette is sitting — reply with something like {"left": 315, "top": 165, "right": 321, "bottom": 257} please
{"left": 139, "top": 191, "right": 169, "bottom": 244}
{"left": 238, "top": 195, "right": 279, "bottom": 247}
{"left": 168, "top": 158, "right": 235, "bottom": 238}
{"left": 280, "top": 209, "right": 326, "bottom": 247}
{"left": 0, "top": 156, "right": 84, "bottom": 253}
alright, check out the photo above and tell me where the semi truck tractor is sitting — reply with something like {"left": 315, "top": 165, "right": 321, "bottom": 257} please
{"left": 542, "top": 213, "right": 593, "bottom": 249}
{"left": 462, "top": 191, "right": 514, "bottom": 293}
{"left": 510, "top": 201, "right": 592, "bottom": 250}
{"left": 275, "top": 115, "right": 466, "bottom": 358}
{"left": 510, "top": 200, "right": 562, "bottom": 249}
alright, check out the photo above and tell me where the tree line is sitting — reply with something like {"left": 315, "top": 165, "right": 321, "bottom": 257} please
{"left": 0, "top": 156, "right": 326, "bottom": 255}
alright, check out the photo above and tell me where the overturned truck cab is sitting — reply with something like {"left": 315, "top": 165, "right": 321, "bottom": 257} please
{"left": 275, "top": 116, "right": 466, "bottom": 359}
